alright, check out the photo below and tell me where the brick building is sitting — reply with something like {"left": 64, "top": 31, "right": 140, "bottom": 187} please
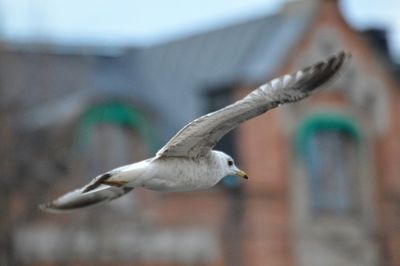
{"left": 2, "top": 1, "right": 400, "bottom": 265}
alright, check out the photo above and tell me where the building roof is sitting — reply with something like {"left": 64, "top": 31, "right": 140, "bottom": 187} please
{"left": 125, "top": 2, "right": 317, "bottom": 140}
{"left": 130, "top": 3, "right": 316, "bottom": 89}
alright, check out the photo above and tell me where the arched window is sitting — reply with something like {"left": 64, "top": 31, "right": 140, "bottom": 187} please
{"left": 76, "top": 101, "right": 156, "bottom": 177}
{"left": 296, "top": 113, "right": 361, "bottom": 217}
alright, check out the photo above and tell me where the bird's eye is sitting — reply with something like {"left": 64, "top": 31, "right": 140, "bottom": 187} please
{"left": 228, "top": 160, "right": 233, "bottom": 166}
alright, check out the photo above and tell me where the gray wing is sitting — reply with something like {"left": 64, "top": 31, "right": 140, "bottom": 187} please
{"left": 156, "top": 51, "right": 351, "bottom": 159}
{"left": 39, "top": 185, "right": 133, "bottom": 213}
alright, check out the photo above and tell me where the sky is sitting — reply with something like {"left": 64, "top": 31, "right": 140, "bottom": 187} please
{"left": 0, "top": 0, "right": 399, "bottom": 59}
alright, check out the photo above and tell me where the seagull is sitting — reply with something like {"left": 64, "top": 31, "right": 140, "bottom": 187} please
{"left": 40, "top": 51, "right": 351, "bottom": 213}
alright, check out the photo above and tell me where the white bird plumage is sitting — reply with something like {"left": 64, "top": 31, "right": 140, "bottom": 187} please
{"left": 40, "top": 51, "right": 351, "bottom": 213}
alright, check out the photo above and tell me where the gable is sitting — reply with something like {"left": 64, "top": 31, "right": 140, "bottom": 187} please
{"left": 278, "top": 1, "right": 396, "bottom": 138}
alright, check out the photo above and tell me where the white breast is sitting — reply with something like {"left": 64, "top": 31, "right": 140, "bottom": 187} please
{"left": 140, "top": 153, "right": 223, "bottom": 192}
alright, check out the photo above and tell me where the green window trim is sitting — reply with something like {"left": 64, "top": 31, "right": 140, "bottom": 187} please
{"left": 295, "top": 112, "right": 362, "bottom": 155}
{"left": 76, "top": 101, "right": 158, "bottom": 153}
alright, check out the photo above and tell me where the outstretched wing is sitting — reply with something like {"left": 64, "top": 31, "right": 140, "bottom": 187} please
{"left": 39, "top": 185, "right": 133, "bottom": 213}
{"left": 156, "top": 51, "right": 351, "bottom": 159}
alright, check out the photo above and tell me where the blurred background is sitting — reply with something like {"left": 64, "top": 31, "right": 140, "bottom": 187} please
{"left": 1, "top": 0, "right": 400, "bottom": 265}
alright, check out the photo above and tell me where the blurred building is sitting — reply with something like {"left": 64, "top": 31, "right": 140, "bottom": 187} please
{"left": 1, "top": 0, "right": 400, "bottom": 265}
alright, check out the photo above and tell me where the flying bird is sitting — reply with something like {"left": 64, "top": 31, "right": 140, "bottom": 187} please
{"left": 40, "top": 51, "right": 351, "bottom": 213}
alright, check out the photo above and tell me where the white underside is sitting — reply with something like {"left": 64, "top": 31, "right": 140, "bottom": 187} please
{"left": 108, "top": 152, "right": 224, "bottom": 192}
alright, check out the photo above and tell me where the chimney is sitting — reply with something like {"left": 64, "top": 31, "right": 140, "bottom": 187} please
{"left": 362, "top": 28, "right": 390, "bottom": 57}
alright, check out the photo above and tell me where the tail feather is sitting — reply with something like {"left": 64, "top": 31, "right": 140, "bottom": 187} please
{"left": 39, "top": 185, "right": 133, "bottom": 213}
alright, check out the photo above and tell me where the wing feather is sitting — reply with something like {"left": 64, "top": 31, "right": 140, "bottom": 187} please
{"left": 156, "top": 51, "right": 351, "bottom": 159}
{"left": 39, "top": 185, "right": 133, "bottom": 213}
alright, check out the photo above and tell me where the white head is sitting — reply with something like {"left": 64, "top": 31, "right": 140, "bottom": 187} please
{"left": 214, "top": 150, "right": 248, "bottom": 180}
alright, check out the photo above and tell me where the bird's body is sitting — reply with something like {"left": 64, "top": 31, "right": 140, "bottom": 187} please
{"left": 40, "top": 51, "right": 351, "bottom": 213}
{"left": 107, "top": 150, "right": 227, "bottom": 192}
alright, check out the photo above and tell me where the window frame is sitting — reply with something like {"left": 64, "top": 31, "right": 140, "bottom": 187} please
{"left": 76, "top": 101, "right": 157, "bottom": 153}
{"left": 295, "top": 113, "right": 362, "bottom": 219}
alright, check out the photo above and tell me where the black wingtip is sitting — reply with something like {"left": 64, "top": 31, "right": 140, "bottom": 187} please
{"left": 82, "top": 173, "right": 112, "bottom": 193}
{"left": 329, "top": 50, "right": 352, "bottom": 71}
{"left": 328, "top": 50, "right": 352, "bottom": 80}
{"left": 82, "top": 184, "right": 98, "bottom": 193}
{"left": 298, "top": 50, "right": 352, "bottom": 94}
{"left": 333, "top": 50, "right": 351, "bottom": 67}
{"left": 38, "top": 201, "right": 66, "bottom": 214}
{"left": 39, "top": 185, "right": 135, "bottom": 214}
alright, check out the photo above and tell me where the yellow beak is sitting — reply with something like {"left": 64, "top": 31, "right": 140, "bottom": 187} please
{"left": 236, "top": 170, "right": 248, "bottom": 179}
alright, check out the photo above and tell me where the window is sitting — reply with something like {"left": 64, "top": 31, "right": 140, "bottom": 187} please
{"left": 77, "top": 101, "right": 156, "bottom": 177}
{"left": 306, "top": 130, "right": 359, "bottom": 216}
{"left": 296, "top": 114, "right": 361, "bottom": 217}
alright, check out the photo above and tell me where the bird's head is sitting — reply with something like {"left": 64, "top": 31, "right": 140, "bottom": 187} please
{"left": 215, "top": 151, "right": 248, "bottom": 180}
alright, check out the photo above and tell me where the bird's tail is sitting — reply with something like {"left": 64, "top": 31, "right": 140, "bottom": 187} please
{"left": 39, "top": 185, "right": 133, "bottom": 213}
